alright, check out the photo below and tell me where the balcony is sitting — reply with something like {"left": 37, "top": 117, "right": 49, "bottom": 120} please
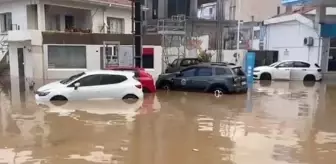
{"left": 44, "top": 5, "right": 92, "bottom": 33}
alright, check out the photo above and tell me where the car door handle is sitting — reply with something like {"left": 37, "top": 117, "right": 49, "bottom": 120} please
{"left": 302, "top": 69, "right": 306, "bottom": 71}
{"left": 285, "top": 69, "right": 290, "bottom": 71}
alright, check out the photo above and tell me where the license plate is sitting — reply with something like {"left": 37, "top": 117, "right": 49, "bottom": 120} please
{"left": 241, "top": 81, "right": 246, "bottom": 85}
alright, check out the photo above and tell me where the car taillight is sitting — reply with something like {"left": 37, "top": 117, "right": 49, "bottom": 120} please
{"left": 232, "top": 77, "right": 239, "bottom": 83}
{"left": 135, "top": 84, "right": 142, "bottom": 89}
{"left": 317, "top": 69, "right": 322, "bottom": 72}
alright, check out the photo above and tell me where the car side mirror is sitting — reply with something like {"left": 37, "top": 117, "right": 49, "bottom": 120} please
{"left": 177, "top": 72, "right": 183, "bottom": 77}
{"left": 74, "top": 82, "right": 80, "bottom": 90}
{"left": 168, "top": 63, "right": 173, "bottom": 67}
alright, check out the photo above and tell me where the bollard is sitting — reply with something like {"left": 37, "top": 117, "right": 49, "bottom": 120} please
{"left": 245, "top": 52, "right": 255, "bottom": 113}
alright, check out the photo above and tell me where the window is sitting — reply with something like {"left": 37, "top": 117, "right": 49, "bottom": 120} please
{"left": 48, "top": 46, "right": 86, "bottom": 69}
{"left": 181, "top": 59, "right": 192, "bottom": 67}
{"left": 197, "top": 67, "right": 213, "bottom": 76}
{"left": 215, "top": 67, "right": 231, "bottom": 75}
{"left": 253, "top": 30, "right": 260, "bottom": 39}
{"left": 0, "top": 12, "right": 12, "bottom": 32}
{"left": 100, "top": 75, "right": 127, "bottom": 85}
{"left": 181, "top": 68, "right": 196, "bottom": 77}
{"left": 76, "top": 75, "right": 102, "bottom": 87}
{"left": 61, "top": 72, "right": 85, "bottom": 84}
{"left": 232, "top": 67, "right": 245, "bottom": 76}
{"left": 171, "top": 59, "right": 178, "bottom": 66}
{"left": 276, "top": 61, "right": 294, "bottom": 68}
{"left": 107, "top": 17, "right": 124, "bottom": 34}
{"left": 294, "top": 62, "right": 310, "bottom": 68}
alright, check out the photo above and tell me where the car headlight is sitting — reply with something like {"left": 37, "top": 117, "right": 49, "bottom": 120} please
{"left": 36, "top": 91, "right": 50, "bottom": 96}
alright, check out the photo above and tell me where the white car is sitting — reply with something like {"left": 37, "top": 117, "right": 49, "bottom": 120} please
{"left": 35, "top": 70, "right": 144, "bottom": 104}
{"left": 253, "top": 60, "right": 322, "bottom": 81}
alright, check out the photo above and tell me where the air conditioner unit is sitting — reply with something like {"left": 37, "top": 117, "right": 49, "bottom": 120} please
{"left": 304, "top": 37, "right": 314, "bottom": 46}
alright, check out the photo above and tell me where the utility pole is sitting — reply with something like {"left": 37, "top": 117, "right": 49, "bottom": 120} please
{"left": 132, "top": 0, "right": 143, "bottom": 67}
{"left": 236, "top": 0, "right": 241, "bottom": 50}
{"left": 216, "top": 0, "right": 224, "bottom": 62}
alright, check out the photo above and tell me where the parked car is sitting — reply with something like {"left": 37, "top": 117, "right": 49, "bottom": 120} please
{"left": 165, "top": 58, "right": 202, "bottom": 73}
{"left": 253, "top": 60, "right": 322, "bottom": 81}
{"left": 35, "top": 70, "right": 143, "bottom": 105}
{"left": 156, "top": 63, "right": 247, "bottom": 94}
{"left": 106, "top": 66, "right": 156, "bottom": 93}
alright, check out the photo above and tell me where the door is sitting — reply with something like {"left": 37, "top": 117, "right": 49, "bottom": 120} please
{"left": 68, "top": 74, "right": 103, "bottom": 100}
{"left": 292, "top": 61, "right": 311, "bottom": 80}
{"left": 191, "top": 67, "right": 213, "bottom": 91}
{"left": 17, "top": 48, "right": 26, "bottom": 105}
{"left": 172, "top": 67, "right": 196, "bottom": 90}
{"left": 17, "top": 48, "right": 25, "bottom": 92}
{"left": 64, "top": 15, "right": 74, "bottom": 29}
{"left": 273, "top": 61, "right": 292, "bottom": 80}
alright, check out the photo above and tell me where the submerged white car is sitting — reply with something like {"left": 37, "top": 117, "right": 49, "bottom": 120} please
{"left": 253, "top": 60, "right": 322, "bottom": 81}
{"left": 35, "top": 70, "right": 144, "bottom": 104}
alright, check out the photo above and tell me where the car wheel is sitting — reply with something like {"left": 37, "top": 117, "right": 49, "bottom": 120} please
{"left": 303, "top": 75, "right": 316, "bottom": 87}
{"left": 143, "top": 87, "right": 151, "bottom": 93}
{"left": 303, "top": 74, "right": 316, "bottom": 81}
{"left": 260, "top": 73, "right": 272, "bottom": 81}
{"left": 122, "top": 94, "right": 139, "bottom": 104}
{"left": 50, "top": 95, "right": 68, "bottom": 106}
{"left": 160, "top": 81, "right": 172, "bottom": 91}
{"left": 211, "top": 86, "right": 228, "bottom": 98}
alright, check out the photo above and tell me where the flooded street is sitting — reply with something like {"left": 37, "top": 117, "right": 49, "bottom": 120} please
{"left": 0, "top": 79, "right": 336, "bottom": 164}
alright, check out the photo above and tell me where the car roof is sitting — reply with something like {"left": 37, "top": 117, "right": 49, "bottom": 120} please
{"left": 279, "top": 60, "right": 310, "bottom": 63}
{"left": 85, "top": 70, "right": 135, "bottom": 77}
{"left": 195, "top": 62, "right": 239, "bottom": 68}
{"left": 106, "top": 66, "right": 145, "bottom": 71}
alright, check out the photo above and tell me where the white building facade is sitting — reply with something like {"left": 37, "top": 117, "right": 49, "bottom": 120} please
{"left": 0, "top": 0, "right": 163, "bottom": 88}
{"left": 253, "top": 6, "right": 336, "bottom": 75}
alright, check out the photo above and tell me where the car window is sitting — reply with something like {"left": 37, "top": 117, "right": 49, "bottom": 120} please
{"left": 181, "top": 68, "right": 196, "bottom": 77}
{"left": 197, "top": 67, "right": 213, "bottom": 76}
{"left": 100, "top": 75, "right": 127, "bottom": 85}
{"left": 171, "top": 59, "right": 178, "bottom": 66}
{"left": 232, "top": 67, "right": 245, "bottom": 76}
{"left": 76, "top": 75, "right": 102, "bottom": 87}
{"left": 215, "top": 67, "right": 232, "bottom": 75}
{"left": 294, "top": 62, "right": 310, "bottom": 68}
{"left": 276, "top": 61, "right": 294, "bottom": 68}
{"left": 181, "top": 59, "right": 192, "bottom": 66}
{"left": 192, "top": 59, "right": 201, "bottom": 65}
{"left": 60, "top": 72, "right": 85, "bottom": 84}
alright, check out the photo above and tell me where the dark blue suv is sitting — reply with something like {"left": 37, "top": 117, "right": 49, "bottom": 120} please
{"left": 156, "top": 63, "right": 247, "bottom": 94}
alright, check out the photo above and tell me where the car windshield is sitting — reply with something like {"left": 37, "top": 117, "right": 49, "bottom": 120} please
{"left": 269, "top": 62, "right": 280, "bottom": 67}
{"left": 60, "top": 72, "right": 85, "bottom": 84}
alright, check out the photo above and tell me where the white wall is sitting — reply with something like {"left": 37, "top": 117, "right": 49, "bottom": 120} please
{"left": 265, "top": 21, "right": 320, "bottom": 64}
{"left": 0, "top": 0, "right": 131, "bottom": 33}
{"left": 0, "top": 1, "right": 29, "bottom": 31}
{"left": 43, "top": 44, "right": 162, "bottom": 80}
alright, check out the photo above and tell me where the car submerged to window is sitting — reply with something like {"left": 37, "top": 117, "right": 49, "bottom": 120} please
{"left": 35, "top": 70, "right": 144, "bottom": 105}
{"left": 156, "top": 63, "right": 247, "bottom": 95}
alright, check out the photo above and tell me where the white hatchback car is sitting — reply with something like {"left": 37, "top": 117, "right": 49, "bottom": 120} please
{"left": 253, "top": 60, "right": 322, "bottom": 81}
{"left": 35, "top": 70, "right": 144, "bottom": 103}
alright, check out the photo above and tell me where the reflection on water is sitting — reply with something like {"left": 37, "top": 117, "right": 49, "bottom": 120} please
{"left": 1, "top": 78, "right": 336, "bottom": 163}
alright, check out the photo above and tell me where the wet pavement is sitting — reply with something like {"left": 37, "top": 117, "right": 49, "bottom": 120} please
{"left": 0, "top": 79, "right": 336, "bottom": 164}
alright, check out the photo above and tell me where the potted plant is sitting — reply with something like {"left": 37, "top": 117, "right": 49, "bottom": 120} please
{"left": 198, "top": 49, "right": 212, "bottom": 62}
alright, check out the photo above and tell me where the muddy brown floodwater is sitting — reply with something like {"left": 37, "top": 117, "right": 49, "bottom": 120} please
{"left": 0, "top": 80, "right": 336, "bottom": 164}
